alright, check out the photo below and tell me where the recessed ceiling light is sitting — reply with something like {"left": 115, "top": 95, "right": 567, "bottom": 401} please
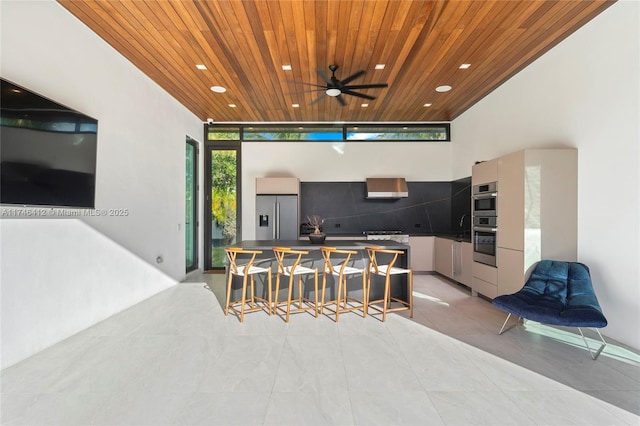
{"left": 423, "top": 103, "right": 432, "bottom": 107}
{"left": 211, "top": 86, "right": 226, "bottom": 93}
{"left": 228, "top": 103, "right": 236, "bottom": 108}
{"left": 282, "top": 65, "right": 292, "bottom": 71}
{"left": 196, "top": 64, "right": 207, "bottom": 70}
{"left": 292, "top": 103, "right": 299, "bottom": 108}
{"left": 361, "top": 103, "right": 369, "bottom": 107}
{"left": 374, "top": 64, "right": 385, "bottom": 70}
{"left": 436, "top": 85, "right": 452, "bottom": 92}
{"left": 459, "top": 63, "right": 471, "bottom": 69}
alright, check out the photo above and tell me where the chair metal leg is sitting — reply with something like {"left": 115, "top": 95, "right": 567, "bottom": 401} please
{"left": 498, "top": 313, "right": 523, "bottom": 335}
{"left": 578, "top": 327, "right": 607, "bottom": 360}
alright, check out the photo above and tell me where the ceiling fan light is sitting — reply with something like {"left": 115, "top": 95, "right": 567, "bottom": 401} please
{"left": 326, "top": 88, "right": 341, "bottom": 97}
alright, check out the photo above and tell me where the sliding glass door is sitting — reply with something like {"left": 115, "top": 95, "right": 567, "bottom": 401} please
{"left": 185, "top": 137, "right": 198, "bottom": 273}
{"left": 205, "top": 142, "right": 241, "bottom": 271}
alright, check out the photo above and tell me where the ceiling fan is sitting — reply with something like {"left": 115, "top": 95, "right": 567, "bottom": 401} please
{"left": 295, "top": 64, "right": 388, "bottom": 106}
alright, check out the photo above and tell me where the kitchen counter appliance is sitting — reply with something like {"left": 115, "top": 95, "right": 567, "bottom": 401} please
{"left": 364, "top": 230, "right": 409, "bottom": 244}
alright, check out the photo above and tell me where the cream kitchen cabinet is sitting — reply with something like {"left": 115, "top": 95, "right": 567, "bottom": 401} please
{"left": 435, "top": 237, "right": 472, "bottom": 286}
{"left": 409, "top": 236, "right": 434, "bottom": 272}
{"left": 472, "top": 158, "right": 498, "bottom": 186}
{"left": 493, "top": 148, "right": 578, "bottom": 297}
{"left": 453, "top": 241, "right": 473, "bottom": 287}
{"left": 434, "top": 237, "right": 454, "bottom": 279}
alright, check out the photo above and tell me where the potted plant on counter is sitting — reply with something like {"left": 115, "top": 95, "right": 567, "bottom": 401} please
{"left": 307, "top": 214, "right": 326, "bottom": 244}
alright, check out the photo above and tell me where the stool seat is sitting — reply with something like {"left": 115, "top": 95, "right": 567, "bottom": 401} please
{"left": 224, "top": 248, "right": 272, "bottom": 322}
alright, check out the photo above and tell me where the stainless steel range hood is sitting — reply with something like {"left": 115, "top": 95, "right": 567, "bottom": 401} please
{"left": 366, "top": 178, "right": 409, "bottom": 199}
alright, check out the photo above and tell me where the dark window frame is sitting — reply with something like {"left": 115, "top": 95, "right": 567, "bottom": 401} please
{"left": 206, "top": 123, "right": 450, "bottom": 142}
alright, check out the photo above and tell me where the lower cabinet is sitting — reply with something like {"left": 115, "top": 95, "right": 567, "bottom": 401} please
{"left": 435, "top": 237, "right": 472, "bottom": 286}
{"left": 455, "top": 242, "right": 472, "bottom": 286}
{"left": 472, "top": 249, "right": 524, "bottom": 299}
{"left": 472, "top": 261, "right": 498, "bottom": 298}
{"left": 408, "top": 236, "right": 435, "bottom": 272}
{"left": 434, "top": 237, "right": 454, "bottom": 279}
{"left": 497, "top": 247, "right": 526, "bottom": 296}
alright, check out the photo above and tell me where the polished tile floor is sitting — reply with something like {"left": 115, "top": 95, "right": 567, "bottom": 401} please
{"left": 1, "top": 273, "right": 639, "bottom": 425}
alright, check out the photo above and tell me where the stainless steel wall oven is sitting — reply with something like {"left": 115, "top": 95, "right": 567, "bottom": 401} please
{"left": 472, "top": 182, "right": 497, "bottom": 217}
{"left": 473, "top": 223, "right": 497, "bottom": 267}
{"left": 472, "top": 182, "right": 498, "bottom": 266}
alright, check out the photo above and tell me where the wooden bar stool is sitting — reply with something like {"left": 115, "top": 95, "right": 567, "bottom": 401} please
{"left": 320, "top": 247, "right": 367, "bottom": 322}
{"left": 224, "top": 247, "right": 272, "bottom": 322}
{"left": 366, "top": 246, "right": 413, "bottom": 322}
{"left": 272, "top": 247, "right": 319, "bottom": 322}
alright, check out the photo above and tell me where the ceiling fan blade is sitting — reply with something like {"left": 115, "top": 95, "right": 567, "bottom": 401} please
{"left": 287, "top": 80, "right": 326, "bottom": 89}
{"left": 316, "top": 68, "right": 332, "bottom": 85}
{"left": 342, "top": 83, "right": 389, "bottom": 90}
{"left": 342, "top": 90, "right": 376, "bottom": 100}
{"left": 286, "top": 88, "right": 326, "bottom": 95}
{"left": 309, "top": 92, "right": 328, "bottom": 105}
{"left": 336, "top": 94, "right": 347, "bottom": 106}
{"left": 339, "top": 69, "right": 366, "bottom": 85}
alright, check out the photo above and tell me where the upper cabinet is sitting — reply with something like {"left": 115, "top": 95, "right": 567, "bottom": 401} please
{"left": 471, "top": 158, "right": 498, "bottom": 185}
{"left": 497, "top": 149, "right": 577, "bottom": 256}
{"left": 472, "top": 148, "right": 578, "bottom": 299}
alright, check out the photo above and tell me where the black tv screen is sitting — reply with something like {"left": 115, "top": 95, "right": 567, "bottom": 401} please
{"left": 1, "top": 78, "right": 98, "bottom": 208}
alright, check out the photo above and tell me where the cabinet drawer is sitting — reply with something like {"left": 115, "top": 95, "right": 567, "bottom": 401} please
{"left": 472, "top": 277, "right": 497, "bottom": 299}
{"left": 473, "top": 261, "right": 497, "bottom": 284}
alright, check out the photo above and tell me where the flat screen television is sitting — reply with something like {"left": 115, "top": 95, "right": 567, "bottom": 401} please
{"left": 1, "top": 78, "right": 98, "bottom": 208}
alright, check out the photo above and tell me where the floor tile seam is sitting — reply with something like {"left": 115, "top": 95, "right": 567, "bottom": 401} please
{"left": 499, "top": 388, "right": 623, "bottom": 423}
{"left": 418, "top": 390, "right": 460, "bottom": 425}
{"left": 335, "top": 319, "right": 363, "bottom": 426}
{"left": 264, "top": 327, "right": 293, "bottom": 425}
{"left": 585, "top": 396, "right": 640, "bottom": 424}
{"left": 450, "top": 387, "right": 540, "bottom": 425}
{"left": 385, "top": 324, "right": 442, "bottom": 394}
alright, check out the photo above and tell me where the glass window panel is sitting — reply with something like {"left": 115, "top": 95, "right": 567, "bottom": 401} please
{"left": 242, "top": 126, "right": 343, "bottom": 141}
{"left": 346, "top": 125, "right": 449, "bottom": 141}
{"left": 207, "top": 127, "right": 240, "bottom": 141}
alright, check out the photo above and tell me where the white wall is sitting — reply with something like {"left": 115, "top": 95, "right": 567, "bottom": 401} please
{"left": 1, "top": 1, "right": 204, "bottom": 368}
{"left": 241, "top": 141, "right": 452, "bottom": 239}
{"left": 0, "top": 220, "right": 177, "bottom": 368}
{"left": 1, "top": 0, "right": 203, "bottom": 279}
{"left": 452, "top": 1, "right": 639, "bottom": 349}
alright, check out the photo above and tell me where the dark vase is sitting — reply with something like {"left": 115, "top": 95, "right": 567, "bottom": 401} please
{"left": 308, "top": 233, "right": 326, "bottom": 244}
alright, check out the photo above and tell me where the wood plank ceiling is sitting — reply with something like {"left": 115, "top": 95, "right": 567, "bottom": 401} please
{"left": 58, "top": 0, "right": 614, "bottom": 123}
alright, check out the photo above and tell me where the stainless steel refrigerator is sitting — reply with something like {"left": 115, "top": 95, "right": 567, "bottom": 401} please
{"left": 256, "top": 195, "right": 298, "bottom": 240}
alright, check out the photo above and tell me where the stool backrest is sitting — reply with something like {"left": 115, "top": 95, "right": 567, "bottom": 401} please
{"left": 320, "top": 247, "right": 358, "bottom": 275}
{"left": 272, "top": 247, "right": 309, "bottom": 275}
{"left": 225, "top": 247, "right": 262, "bottom": 275}
{"left": 366, "top": 247, "right": 402, "bottom": 276}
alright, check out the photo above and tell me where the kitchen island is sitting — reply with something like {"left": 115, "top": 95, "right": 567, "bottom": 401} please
{"left": 225, "top": 240, "right": 411, "bottom": 313}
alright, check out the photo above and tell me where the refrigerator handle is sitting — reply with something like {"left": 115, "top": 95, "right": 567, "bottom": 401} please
{"left": 271, "top": 203, "right": 276, "bottom": 239}
{"left": 275, "top": 202, "right": 280, "bottom": 239}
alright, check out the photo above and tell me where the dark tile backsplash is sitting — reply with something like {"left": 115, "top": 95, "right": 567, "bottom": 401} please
{"left": 300, "top": 177, "right": 471, "bottom": 236}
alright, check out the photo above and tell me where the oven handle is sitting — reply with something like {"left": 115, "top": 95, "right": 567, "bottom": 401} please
{"left": 474, "top": 226, "right": 497, "bottom": 232}
{"left": 472, "top": 192, "right": 497, "bottom": 199}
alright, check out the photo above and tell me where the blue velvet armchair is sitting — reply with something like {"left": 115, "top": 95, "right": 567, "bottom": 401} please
{"left": 492, "top": 260, "right": 608, "bottom": 359}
